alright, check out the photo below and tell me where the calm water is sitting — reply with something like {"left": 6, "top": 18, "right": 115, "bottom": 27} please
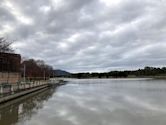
{"left": 1, "top": 78, "right": 166, "bottom": 125}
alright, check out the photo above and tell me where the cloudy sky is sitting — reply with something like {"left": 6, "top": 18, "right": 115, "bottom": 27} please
{"left": 0, "top": 0, "right": 166, "bottom": 72}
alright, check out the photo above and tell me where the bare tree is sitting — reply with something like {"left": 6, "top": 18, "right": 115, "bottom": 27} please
{"left": 0, "top": 37, "right": 14, "bottom": 53}
{"left": 21, "top": 59, "right": 53, "bottom": 80}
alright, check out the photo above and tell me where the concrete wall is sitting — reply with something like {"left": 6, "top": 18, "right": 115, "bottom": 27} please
{"left": 0, "top": 80, "right": 49, "bottom": 94}
{"left": 0, "top": 72, "right": 21, "bottom": 84}
{"left": 0, "top": 84, "right": 49, "bottom": 104}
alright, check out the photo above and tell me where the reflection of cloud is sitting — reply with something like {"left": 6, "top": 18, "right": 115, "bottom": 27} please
{"left": 67, "top": 116, "right": 79, "bottom": 125}
{"left": 55, "top": 90, "right": 101, "bottom": 113}
{"left": 14, "top": 79, "right": 166, "bottom": 125}
{"left": 125, "top": 95, "right": 166, "bottom": 113}
{"left": 58, "top": 109, "right": 68, "bottom": 116}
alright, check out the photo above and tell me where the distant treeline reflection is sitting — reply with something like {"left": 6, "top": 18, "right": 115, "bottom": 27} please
{"left": 71, "top": 67, "right": 166, "bottom": 78}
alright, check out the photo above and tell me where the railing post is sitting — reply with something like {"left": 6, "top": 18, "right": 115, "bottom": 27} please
{"left": 11, "top": 84, "right": 13, "bottom": 93}
{"left": 0, "top": 85, "right": 3, "bottom": 94}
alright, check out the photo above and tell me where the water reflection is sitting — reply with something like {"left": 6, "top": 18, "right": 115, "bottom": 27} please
{"left": 0, "top": 87, "right": 56, "bottom": 125}
{"left": 1, "top": 79, "right": 166, "bottom": 125}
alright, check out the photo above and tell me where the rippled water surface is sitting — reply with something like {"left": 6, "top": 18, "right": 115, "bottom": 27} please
{"left": 1, "top": 78, "right": 166, "bottom": 125}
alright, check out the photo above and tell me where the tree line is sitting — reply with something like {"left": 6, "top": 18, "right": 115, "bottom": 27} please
{"left": 71, "top": 67, "right": 166, "bottom": 78}
{"left": 21, "top": 59, "right": 53, "bottom": 80}
{"left": 1, "top": 37, "right": 166, "bottom": 79}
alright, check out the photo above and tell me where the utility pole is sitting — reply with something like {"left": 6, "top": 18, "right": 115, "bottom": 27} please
{"left": 44, "top": 70, "right": 45, "bottom": 80}
{"left": 7, "top": 61, "right": 9, "bottom": 84}
{"left": 24, "top": 64, "right": 26, "bottom": 82}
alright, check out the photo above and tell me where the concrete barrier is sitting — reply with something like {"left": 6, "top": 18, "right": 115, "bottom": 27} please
{"left": 0, "top": 80, "right": 50, "bottom": 94}
{"left": 0, "top": 85, "right": 49, "bottom": 104}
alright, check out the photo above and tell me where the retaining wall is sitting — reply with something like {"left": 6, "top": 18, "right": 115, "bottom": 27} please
{"left": 0, "top": 84, "right": 49, "bottom": 104}
{"left": 0, "top": 72, "right": 21, "bottom": 84}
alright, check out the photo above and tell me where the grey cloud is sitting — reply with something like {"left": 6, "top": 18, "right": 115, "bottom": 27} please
{"left": 0, "top": 0, "right": 166, "bottom": 72}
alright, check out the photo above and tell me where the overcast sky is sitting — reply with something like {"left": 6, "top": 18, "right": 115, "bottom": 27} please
{"left": 0, "top": 0, "right": 166, "bottom": 72}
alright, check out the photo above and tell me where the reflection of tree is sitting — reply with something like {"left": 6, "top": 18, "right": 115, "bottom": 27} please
{"left": 0, "top": 87, "right": 57, "bottom": 125}
{"left": 0, "top": 105, "right": 18, "bottom": 125}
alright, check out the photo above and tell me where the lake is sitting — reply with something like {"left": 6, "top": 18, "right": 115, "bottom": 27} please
{"left": 1, "top": 78, "right": 166, "bottom": 125}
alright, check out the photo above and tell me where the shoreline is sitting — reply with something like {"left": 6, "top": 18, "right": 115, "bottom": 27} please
{"left": 0, "top": 84, "right": 49, "bottom": 104}
{"left": 0, "top": 80, "right": 66, "bottom": 104}
{"left": 67, "top": 76, "right": 166, "bottom": 80}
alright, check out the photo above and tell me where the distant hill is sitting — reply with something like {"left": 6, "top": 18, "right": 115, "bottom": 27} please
{"left": 53, "top": 69, "right": 71, "bottom": 77}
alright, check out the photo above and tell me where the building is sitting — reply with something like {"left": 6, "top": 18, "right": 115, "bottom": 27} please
{"left": 0, "top": 52, "right": 21, "bottom": 84}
